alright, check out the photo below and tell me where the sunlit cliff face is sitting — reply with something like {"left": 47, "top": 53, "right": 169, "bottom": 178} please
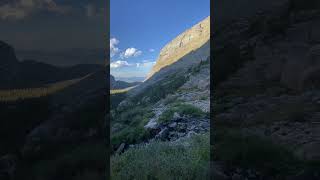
{"left": 147, "top": 16, "right": 210, "bottom": 79}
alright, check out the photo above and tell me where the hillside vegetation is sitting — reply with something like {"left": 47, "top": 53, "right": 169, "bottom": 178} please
{"left": 0, "top": 74, "right": 91, "bottom": 102}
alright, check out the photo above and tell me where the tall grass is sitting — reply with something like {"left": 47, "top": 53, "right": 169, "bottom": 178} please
{"left": 111, "top": 133, "right": 210, "bottom": 180}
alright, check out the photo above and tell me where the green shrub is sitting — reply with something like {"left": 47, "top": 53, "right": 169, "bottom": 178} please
{"left": 158, "top": 103, "right": 206, "bottom": 124}
{"left": 30, "top": 143, "right": 106, "bottom": 180}
{"left": 132, "top": 73, "right": 188, "bottom": 105}
{"left": 111, "top": 133, "right": 210, "bottom": 180}
{"left": 111, "top": 106, "right": 154, "bottom": 147}
{"left": 213, "top": 129, "right": 301, "bottom": 176}
{"left": 162, "top": 94, "right": 178, "bottom": 105}
{"left": 110, "top": 93, "right": 127, "bottom": 110}
{"left": 111, "top": 126, "right": 150, "bottom": 147}
{"left": 200, "top": 96, "right": 208, "bottom": 100}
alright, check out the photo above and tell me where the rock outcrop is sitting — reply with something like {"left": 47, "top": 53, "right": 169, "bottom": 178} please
{"left": 129, "top": 17, "right": 210, "bottom": 97}
{"left": 147, "top": 16, "right": 210, "bottom": 79}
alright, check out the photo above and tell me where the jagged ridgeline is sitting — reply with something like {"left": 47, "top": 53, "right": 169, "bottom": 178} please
{"left": 111, "top": 16, "right": 210, "bottom": 179}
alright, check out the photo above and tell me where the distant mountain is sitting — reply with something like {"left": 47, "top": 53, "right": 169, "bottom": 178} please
{"left": 115, "top": 76, "right": 145, "bottom": 83}
{"left": 0, "top": 41, "right": 102, "bottom": 89}
{"left": 16, "top": 48, "right": 105, "bottom": 67}
{"left": 110, "top": 75, "right": 141, "bottom": 90}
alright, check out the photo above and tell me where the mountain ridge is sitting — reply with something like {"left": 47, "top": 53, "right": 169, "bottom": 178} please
{"left": 147, "top": 16, "right": 210, "bottom": 79}
{"left": 0, "top": 40, "right": 102, "bottom": 89}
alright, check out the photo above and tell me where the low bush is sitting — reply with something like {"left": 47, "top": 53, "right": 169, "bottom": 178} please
{"left": 158, "top": 103, "right": 206, "bottom": 124}
{"left": 111, "top": 106, "right": 154, "bottom": 147}
{"left": 132, "top": 73, "right": 188, "bottom": 105}
{"left": 213, "top": 128, "right": 301, "bottom": 176}
{"left": 111, "top": 133, "right": 210, "bottom": 180}
{"left": 28, "top": 143, "right": 106, "bottom": 180}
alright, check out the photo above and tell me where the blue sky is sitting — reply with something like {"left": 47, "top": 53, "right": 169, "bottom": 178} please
{"left": 110, "top": 0, "right": 210, "bottom": 79}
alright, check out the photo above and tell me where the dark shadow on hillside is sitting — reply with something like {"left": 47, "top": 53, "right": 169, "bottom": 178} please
{"left": 0, "top": 40, "right": 107, "bottom": 179}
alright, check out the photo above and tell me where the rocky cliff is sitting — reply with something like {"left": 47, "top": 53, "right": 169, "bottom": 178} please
{"left": 212, "top": 0, "right": 320, "bottom": 179}
{"left": 147, "top": 16, "right": 210, "bottom": 79}
{"left": 129, "top": 16, "right": 210, "bottom": 98}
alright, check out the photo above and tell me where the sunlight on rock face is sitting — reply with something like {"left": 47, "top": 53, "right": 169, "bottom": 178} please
{"left": 147, "top": 16, "right": 210, "bottom": 79}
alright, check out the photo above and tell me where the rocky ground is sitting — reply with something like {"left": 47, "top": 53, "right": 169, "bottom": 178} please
{"left": 114, "top": 58, "right": 210, "bottom": 153}
{"left": 212, "top": 1, "right": 320, "bottom": 179}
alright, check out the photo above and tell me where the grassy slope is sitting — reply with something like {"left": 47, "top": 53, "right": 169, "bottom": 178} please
{"left": 0, "top": 74, "right": 92, "bottom": 102}
{"left": 0, "top": 71, "right": 106, "bottom": 179}
{"left": 111, "top": 133, "right": 210, "bottom": 180}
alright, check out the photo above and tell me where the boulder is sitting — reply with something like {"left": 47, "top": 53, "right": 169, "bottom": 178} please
{"left": 116, "top": 143, "right": 126, "bottom": 154}
{"left": 156, "top": 127, "right": 169, "bottom": 140}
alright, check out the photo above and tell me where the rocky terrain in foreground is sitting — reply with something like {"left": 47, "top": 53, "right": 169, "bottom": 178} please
{"left": 212, "top": 0, "right": 320, "bottom": 179}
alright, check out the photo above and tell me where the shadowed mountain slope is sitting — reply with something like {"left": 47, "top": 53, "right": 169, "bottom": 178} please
{"left": 0, "top": 41, "right": 102, "bottom": 89}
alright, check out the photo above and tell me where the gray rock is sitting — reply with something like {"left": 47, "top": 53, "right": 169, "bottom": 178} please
{"left": 168, "top": 122, "right": 177, "bottom": 128}
{"left": 172, "top": 112, "right": 181, "bottom": 120}
{"left": 176, "top": 123, "right": 187, "bottom": 132}
{"left": 187, "top": 131, "right": 197, "bottom": 138}
{"left": 144, "top": 118, "right": 158, "bottom": 129}
{"left": 116, "top": 143, "right": 126, "bottom": 154}
{"left": 156, "top": 127, "right": 169, "bottom": 140}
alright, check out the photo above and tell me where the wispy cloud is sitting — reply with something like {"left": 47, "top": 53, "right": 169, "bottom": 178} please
{"left": 110, "top": 38, "right": 120, "bottom": 58}
{"left": 110, "top": 60, "right": 132, "bottom": 69}
{"left": 120, "top": 47, "right": 142, "bottom": 59}
{"left": 0, "top": 0, "right": 70, "bottom": 20}
{"left": 136, "top": 60, "right": 156, "bottom": 68}
{"left": 149, "top": 48, "right": 155, "bottom": 52}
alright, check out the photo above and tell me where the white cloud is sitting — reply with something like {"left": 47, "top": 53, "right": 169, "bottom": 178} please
{"left": 110, "top": 38, "right": 120, "bottom": 58}
{"left": 0, "top": 0, "right": 70, "bottom": 20}
{"left": 120, "top": 47, "right": 142, "bottom": 59}
{"left": 149, "top": 49, "right": 155, "bottom": 52}
{"left": 110, "top": 60, "right": 132, "bottom": 69}
{"left": 136, "top": 60, "right": 156, "bottom": 68}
